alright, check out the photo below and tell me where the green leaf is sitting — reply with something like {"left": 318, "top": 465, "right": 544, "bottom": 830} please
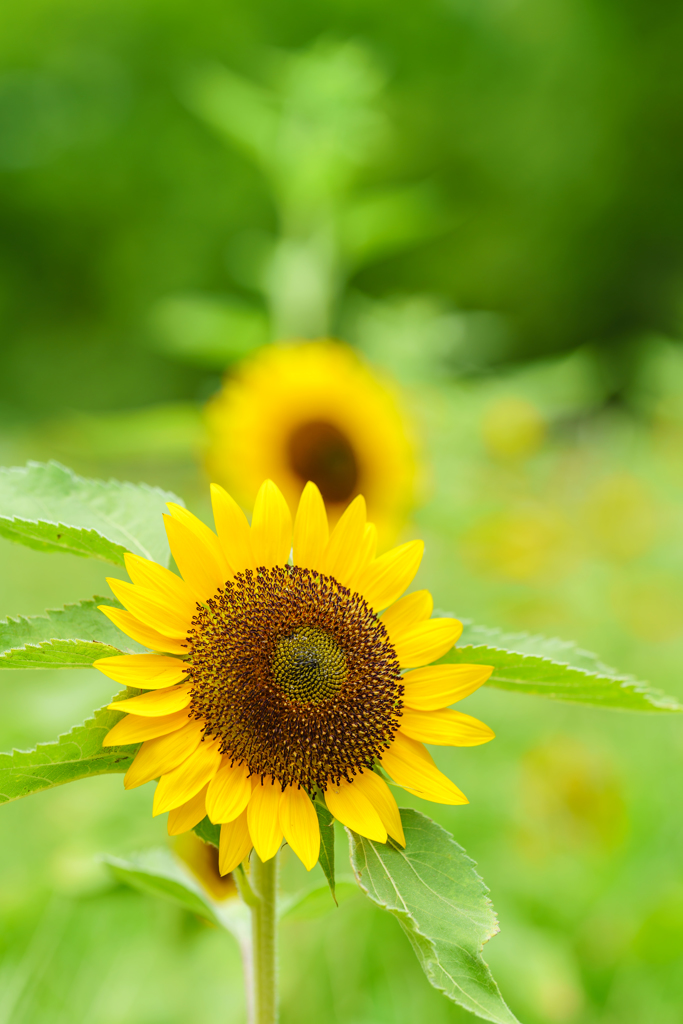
{"left": 193, "top": 816, "right": 221, "bottom": 849}
{"left": 0, "top": 461, "right": 181, "bottom": 567}
{"left": 182, "top": 64, "right": 277, "bottom": 168}
{"left": 0, "top": 639, "right": 122, "bottom": 668}
{"left": 149, "top": 293, "right": 268, "bottom": 368}
{"left": 314, "top": 799, "right": 337, "bottom": 903}
{"left": 0, "top": 693, "right": 137, "bottom": 803}
{"left": 280, "top": 880, "right": 359, "bottom": 921}
{"left": 104, "top": 849, "right": 220, "bottom": 925}
{"left": 444, "top": 622, "right": 683, "bottom": 712}
{"left": 341, "top": 182, "right": 444, "bottom": 269}
{"left": 0, "top": 597, "right": 146, "bottom": 668}
{"left": 348, "top": 808, "right": 520, "bottom": 1024}
{"left": 104, "top": 847, "right": 251, "bottom": 943}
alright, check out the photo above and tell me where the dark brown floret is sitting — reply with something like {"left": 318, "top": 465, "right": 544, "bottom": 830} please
{"left": 186, "top": 566, "right": 403, "bottom": 791}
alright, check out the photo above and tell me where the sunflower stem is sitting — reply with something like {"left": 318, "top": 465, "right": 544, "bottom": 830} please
{"left": 251, "top": 852, "right": 278, "bottom": 1024}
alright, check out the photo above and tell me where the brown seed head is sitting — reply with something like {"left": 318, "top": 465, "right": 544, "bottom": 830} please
{"left": 186, "top": 565, "right": 403, "bottom": 791}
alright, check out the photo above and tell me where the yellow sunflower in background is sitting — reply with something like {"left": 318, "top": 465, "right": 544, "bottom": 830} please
{"left": 95, "top": 480, "right": 494, "bottom": 874}
{"left": 205, "top": 340, "right": 416, "bottom": 546}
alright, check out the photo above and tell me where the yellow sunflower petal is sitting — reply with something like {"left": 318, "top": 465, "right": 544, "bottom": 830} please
{"left": 247, "top": 777, "right": 284, "bottom": 861}
{"left": 393, "top": 618, "right": 463, "bottom": 669}
{"left": 320, "top": 495, "right": 366, "bottom": 584}
{"left": 103, "top": 709, "right": 190, "bottom": 746}
{"left": 164, "top": 513, "right": 229, "bottom": 604}
{"left": 402, "top": 664, "right": 494, "bottom": 710}
{"left": 380, "top": 732, "right": 468, "bottom": 805}
{"left": 210, "top": 483, "right": 256, "bottom": 573}
{"left": 123, "top": 553, "right": 197, "bottom": 619}
{"left": 219, "top": 809, "right": 253, "bottom": 875}
{"left": 167, "top": 784, "right": 209, "bottom": 836}
{"left": 167, "top": 502, "right": 232, "bottom": 568}
{"left": 355, "top": 539, "right": 424, "bottom": 612}
{"left": 206, "top": 761, "right": 253, "bottom": 824}
{"left": 153, "top": 737, "right": 223, "bottom": 814}
{"left": 106, "top": 578, "right": 191, "bottom": 639}
{"left": 346, "top": 522, "right": 378, "bottom": 590}
{"left": 94, "top": 653, "right": 187, "bottom": 689}
{"left": 97, "top": 605, "right": 188, "bottom": 655}
{"left": 250, "top": 480, "right": 292, "bottom": 569}
{"left": 123, "top": 720, "right": 204, "bottom": 789}
{"left": 324, "top": 778, "right": 387, "bottom": 843}
{"left": 292, "top": 481, "right": 329, "bottom": 571}
{"left": 279, "top": 787, "right": 320, "bottom": 871}
{"left": 352, "top": 771, "right": 405, "bottom": 846}
{"left": 380, "top": 590, "right": 434, "bottom": 644}
{"left": 399, "top": 709, "right": 495, "bottom": 747}
{"left": 109, "top": 683, "right": 192, "bottom": 717}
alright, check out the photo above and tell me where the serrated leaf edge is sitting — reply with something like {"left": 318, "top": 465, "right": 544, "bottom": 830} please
{"left": 0, "top": 690, "right": 140, "bottom": 801}
{"left": 463, "top": 640, "right": 683, "bottom": 711}
{"left": 0, "top": 638, "right": 123, "bottom": 665}
{"left": 0, "top": 596, "right": 133, "bottom": 666}
{"left": 348, "top": 814, "right": 518, "bottom": 1024}
{"left": 0, "top": 460, "right": 184, "bottom": 563}
{"left": 350, "top": 815, "right": 520, "bottom": 1024}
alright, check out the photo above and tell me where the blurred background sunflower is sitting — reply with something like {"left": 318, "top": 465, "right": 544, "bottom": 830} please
{"left": 2, "top": 2, "right": 683, "bottom": 1022}
{"left": 206, "top": 340, "right": 416, "bottom": 543}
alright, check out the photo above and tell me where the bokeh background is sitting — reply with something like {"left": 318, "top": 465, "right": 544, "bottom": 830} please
{"left": 2, "top": 1, "right": 683, "bottom": 1021}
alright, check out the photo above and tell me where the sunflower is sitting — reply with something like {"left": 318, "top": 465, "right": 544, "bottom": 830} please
{"left": 95, "top": 480, "right": 494, "bottom": 874}
{"left": 205, "top": 340, "right": 416, "bottom": 545}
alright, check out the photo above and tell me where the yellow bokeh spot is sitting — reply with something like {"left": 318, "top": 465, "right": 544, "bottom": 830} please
{"left": 482, "top": 396, "right": 546, "bottom": 460}
{"left": 584, "top": 473, "right": 659, "bottom": 562}
{"left": 610, "top": 571, "right": 683, "bottom": 643}
{"left": 517, "top": 736, "right": 627, "bottom": 861}
{"left": 462, "top": 504, "right": 570, "bottom": 582}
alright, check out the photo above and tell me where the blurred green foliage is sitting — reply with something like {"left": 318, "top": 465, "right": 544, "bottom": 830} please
{"left": 2, "top": 1, "right": 683, "bottom": 1022}
{"left": 3, "top": 0, "right": 683, "bottom": 416}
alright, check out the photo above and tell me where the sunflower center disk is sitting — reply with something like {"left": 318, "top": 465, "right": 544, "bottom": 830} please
{"left": 272, "top": 627, "right": 347, "bottom": 704}
{"left": 186, "top": 565, "right": 403, "bottom": 792}
{"left": 288, "top": 420, "right": 358, "bottom": 504}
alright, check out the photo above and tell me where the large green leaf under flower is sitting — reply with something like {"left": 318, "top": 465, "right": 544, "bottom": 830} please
{"left": 0, "top": 461, "right": 181, "bottom": 567}
{"left": 348, "top": 809, "right": 520, "bottom": 1024}
{"left": 448, "top": 623, "right": 682, "bottom": 712}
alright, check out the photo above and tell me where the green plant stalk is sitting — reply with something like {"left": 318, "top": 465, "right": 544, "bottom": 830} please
{"left": 251, "top": 852, "right": 278, "bottom": 1024}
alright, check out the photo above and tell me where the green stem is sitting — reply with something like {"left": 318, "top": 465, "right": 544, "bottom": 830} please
{"left": 251, "top": 852, "right": 278, "bottom": 1024}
